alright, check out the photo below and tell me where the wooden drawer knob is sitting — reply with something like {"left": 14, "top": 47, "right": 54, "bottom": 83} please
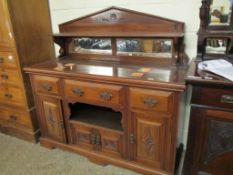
{"left": 42, "top": 83, "right": 52, "bottom": 91}
{"left": 143, "top": 97, "right": 158, "bottom": 108}
{"left": 221, "top": 95, "right": 233, "bottom": 104}
{"left": 4, "top": 93, "right": 12, "bottom": 99}
{"left": 0, "top": 57, "right": 4, "bottom": 63}
{"left": 100, "top": 92, "right": 112, "bottom": 101}
{"left": 1, "top": 74, "right": 8, "bottom": 80}
{"left": 72, "top": 88, "right": 84, "bottom": 97}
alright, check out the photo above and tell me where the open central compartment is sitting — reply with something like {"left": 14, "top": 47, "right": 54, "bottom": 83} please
{"left": 69, "top": 102, "right": 123, "bottom": 131}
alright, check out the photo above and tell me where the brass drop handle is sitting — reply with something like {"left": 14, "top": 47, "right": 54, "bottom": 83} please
{"left": 143, "top": 97, "right": 158, "bottom": 108}
{"left": 221, "top": 95, "right": 233, "bottom": 104}
{"left": 42, "top": 83, "right": 52, "bottom": 91}
{"left": 5, "top": 93, "right": 12, "bottom": 99}
{"left": 1, "top": 74, "right": 8, "bottom": 80}
{"left": 10, "top": 115, "right": 17, "bottom": 121}
{"left": 72, "top": 88, "right": 84, "bottom": 97}
{"left": 0, "top": 57, "right": 4, "bottom": 63}
{"left": 100, "top": 91, "right": 112, "bottom": 101}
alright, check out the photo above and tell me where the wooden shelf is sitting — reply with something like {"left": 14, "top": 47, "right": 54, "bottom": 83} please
{"left": 69, "top": 103, "right": 123, "bottom": 131}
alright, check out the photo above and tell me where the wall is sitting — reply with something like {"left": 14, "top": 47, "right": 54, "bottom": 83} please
{"left": 48, "top": 0, "right": 202, "bottom": 147}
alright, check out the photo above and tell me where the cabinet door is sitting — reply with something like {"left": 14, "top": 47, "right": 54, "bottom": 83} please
{"left": 0, "top": 0, "right": 14, "bottom": 48}
{"left": 38, "top": 96, "right": 66, "bottom": 143}
{"left": 184, "top": 107, "right": 233, "bottom": 175}
{"left": 131, "top": 112, "right": 170, "bottom": 170}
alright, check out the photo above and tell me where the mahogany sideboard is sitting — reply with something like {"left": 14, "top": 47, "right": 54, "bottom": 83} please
{"left": 24, "top": 7, "right": 189, "bottom": 175}
{"left": 0, "top": 0, "right": 54, "bottom": 142}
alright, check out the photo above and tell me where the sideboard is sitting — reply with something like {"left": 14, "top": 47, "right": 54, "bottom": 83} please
{"left": 24, "top": 7, "right": 189, "bottom": 175}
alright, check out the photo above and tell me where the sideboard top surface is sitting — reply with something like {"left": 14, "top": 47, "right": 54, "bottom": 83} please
{"left": 24, "top": 58, "right": 188, "bottom": 91}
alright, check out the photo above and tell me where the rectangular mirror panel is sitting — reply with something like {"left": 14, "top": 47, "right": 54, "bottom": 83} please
{"left": 116, "top": 38, "right": 173, "bottom": 58}
{"left": 70, "top": 38, "right": 112, "bottom": 55}
{"left": 205, "top": 38, "right": 228, "bottom": 54}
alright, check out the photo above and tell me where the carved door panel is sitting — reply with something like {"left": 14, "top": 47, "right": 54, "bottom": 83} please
{"left": 0, "top": 0, "right": 14, "bottom": 48}
{"left": 200, "top": 109, "right": 233, "bottom": 175}
{"left": 184, "top": 107, "right": 233, "bottom": 175}
{"left": 70, "top": 122, "right": 93, "bottom": 150}
{"left": 131, "top": 112, "right": 169, "bottom": 170}
{"left": 70, "top": 121, "right": 123, "bottom": 158}
{"left": 38, "top": 96, "right": 66, "bottom": 143}
{"left": 100, "top": 129, "right": 123, "bottom": 158}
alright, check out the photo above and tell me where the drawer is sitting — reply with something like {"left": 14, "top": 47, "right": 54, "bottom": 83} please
{"left": 199, "top": 87, "right": 233, "bottom": 109}
{"left": 70, "top": 121, "right": 123, "bottom": 158}
{"left": 0, "top": 68, "right": 21, "bottom": 84}
{"left": 129, "top": 88, "right": 173, "bottom": 113}
{"left": 0, "top": 85, "right": 26, "bottom": 107}
{"left": 33, "top": 75, "right": 60, "bottom": 95}
{"left": 0, "top": 107, "right": 32, "bottom": 128}
{"left": 64, "top": 80, "right": 124, "bottom": 106}
{"left": 0, "top": 52, "right": 18, "bottom": 68}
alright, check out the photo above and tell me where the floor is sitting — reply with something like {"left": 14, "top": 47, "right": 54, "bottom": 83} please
{"left": 0, "top": 133, "right": 140, "bottom": 175}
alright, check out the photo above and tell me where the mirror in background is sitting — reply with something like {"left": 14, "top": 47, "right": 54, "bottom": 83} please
{"left": 209, "top": 0, "right": 232, "bottom": 26}
{"left": 70, "top": 38, "right": 112, "bottom": 55}
{"left": 205, "top": 38, "right": 228, "bottom": 54}
{"left": 116, "top": 38, "right": 173, "bottom": 58}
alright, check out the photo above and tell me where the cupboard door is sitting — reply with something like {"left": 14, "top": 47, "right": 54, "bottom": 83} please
{"left": 70, "top": 122, "right": 93, "bottom": 150}
{"left": 38, "top": 96, "right": 66, "bottom": 143}
{"left": 131, "top": 112, "right": 170, "bottom": 170}
{"left": 184, "top": 107, "right": 233, "bottom": 175}
{"left": 0, "top": 0, "right": 14, "bottom": 48}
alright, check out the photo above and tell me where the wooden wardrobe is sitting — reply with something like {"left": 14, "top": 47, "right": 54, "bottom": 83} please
{"left": 0, "top": 0, "right": 54, "bottom": 142}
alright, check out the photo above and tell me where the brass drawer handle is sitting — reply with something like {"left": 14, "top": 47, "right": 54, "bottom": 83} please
{"left": 5, "top": 93, "right": 12, "bottom": 99}
{"left": 100, "top": 92, "right": 112, "bottom": 101}
{"left": 0, "top": 57, "right": 4, "bottom": 63}
{"left": 42, "top": 83, "right": 52, "bottom": 91}
{"left": 9, "top": 115, "right": 17, "bottom": 121}
{"left": 143, "top": 97, "right": 158, "bottom": 108}
{"left": 72, "top": 88, "right": 84, "bottom": 97}
{"left": 1, "top": 74, "right": 8, "bottom": 80}
{"left": 221, "top": 95, "right": 233, "bottom": 104}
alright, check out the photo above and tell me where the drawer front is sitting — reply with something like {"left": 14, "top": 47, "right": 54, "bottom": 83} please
{"left": 200, "top": 87, "right": 233, "bottom": 109}
{"left": 0, "top": 85, "right": 26, "bottom": 106}
{"left": 64, "top": 80, "right": 124, "bottom": 106}
{"left": 129, "top": 88, "right": 173, "bottom": 113}
{"left": 0, "top": 107, "right": 32, "bottom": 128}
{"left": 34, "top": 75, "right": 60, "bottom": 95}
{"left": 0, "top": 68, "right": 21, "bottom": 84}
{"left": 0, "top": 52, "right": 17, "bottom": 68}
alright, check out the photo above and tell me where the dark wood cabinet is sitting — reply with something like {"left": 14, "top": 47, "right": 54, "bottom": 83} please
{"left": 183, "top": 84, "right": 233, "bottom": 175}
{"left": 24, "top": 7, "right": 189, "bottom": 175}
{"left": 183, "top": 1, "right": 233, "bottom": 174}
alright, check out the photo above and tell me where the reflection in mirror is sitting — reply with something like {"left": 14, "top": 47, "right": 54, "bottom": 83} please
{"left": 205, "top": 38, "right": 228, "bottom": 54}
{"left": 209, "top": 0, "right": 232, "bottom": 26}
{"left": 70, "top": 38, "right": 112, "bottom": 54}
{"left": 116, "top": 39, "right": 173, "bottom": 58}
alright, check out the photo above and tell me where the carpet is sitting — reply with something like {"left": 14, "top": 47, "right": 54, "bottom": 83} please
{"left": 0, "top": 133, "right": 140, "bottom": 175}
